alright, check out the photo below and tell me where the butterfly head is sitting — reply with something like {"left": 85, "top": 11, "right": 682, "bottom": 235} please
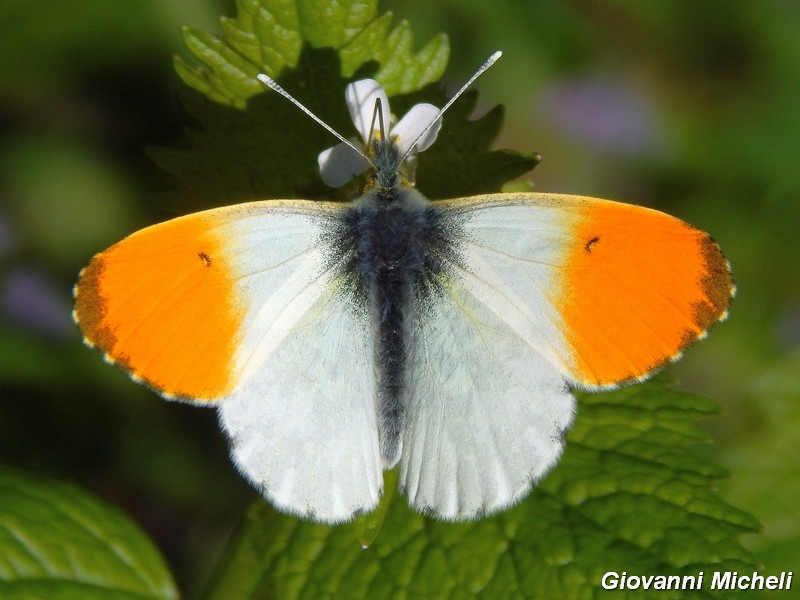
{"left": 318, "top": 79, "right": 442, "bottom": 193}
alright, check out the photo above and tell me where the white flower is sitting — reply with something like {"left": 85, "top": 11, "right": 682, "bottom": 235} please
{"left": 318, "top": 79, "right": 442, "bottom": 187}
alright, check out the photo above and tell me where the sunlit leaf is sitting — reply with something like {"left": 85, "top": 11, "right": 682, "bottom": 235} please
{"left": 175, "top": 0, "right": 449, "bottom": 108}
{"left": 0, "top": 468, "right": 178, "bottom": 600}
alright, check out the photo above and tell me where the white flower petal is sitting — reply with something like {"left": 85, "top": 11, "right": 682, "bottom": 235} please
{"left": 318, "top": 142, "right": 371, "bottom": 187}
{"left": 392, "top": 103, "right": 441, "bottom": 155}
{"left": 346, "top": 79, "right": 390, "bottom": 143}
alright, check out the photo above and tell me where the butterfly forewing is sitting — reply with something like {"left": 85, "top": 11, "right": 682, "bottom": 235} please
{"left": 433, "top": 193, "right": 733, "bottom": 389}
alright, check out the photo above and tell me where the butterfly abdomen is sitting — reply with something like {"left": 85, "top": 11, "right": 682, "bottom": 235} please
{"left": 348, "top": 187, "right": 442, "bottom": 467}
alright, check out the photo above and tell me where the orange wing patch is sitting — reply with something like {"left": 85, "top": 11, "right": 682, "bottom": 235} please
{"left": 559, "top": 198, "right": 733, "bottom": 387}
{"left": 73, "top": 214, "right": 244, "bottom": 401}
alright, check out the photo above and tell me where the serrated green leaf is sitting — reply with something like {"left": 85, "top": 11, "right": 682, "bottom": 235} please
{"left": 202, "top": 381, "right": 757, "bottom": 600}
{"left": 151, "top": 48, "right": 357, "bottom": 211}
{"left": 175, "top": 0, "right": 448, "bottom": 108}
{"left": 156, "top": 1, "right": 530, "bottom": 211}
{"left": 391, "top": 88, "right": 539, "bottom": 199}
{"left": 151, "top": 47, "right": 534, "bottom": 211}
{"left": 0, "top": 467, "right": 178, "bottom": 600}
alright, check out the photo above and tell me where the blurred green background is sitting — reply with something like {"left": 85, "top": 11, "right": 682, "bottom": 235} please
{"left": 1, "top": 0, "right": 798, "bottom": 596}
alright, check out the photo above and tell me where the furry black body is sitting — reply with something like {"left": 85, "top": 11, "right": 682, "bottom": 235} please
{"left": 337, "top": 139, "right": 458, "bottom": 467}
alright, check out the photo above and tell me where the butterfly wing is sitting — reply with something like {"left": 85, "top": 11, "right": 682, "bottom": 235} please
{"left": 399, "top": 192, "right": 733, "bottom": 519}
{"left": 74, "top": 200, "right": 381, "bottom": 523}
{"left": 436, "top": 193, "right": 734, "bottom": 388}
{"left": 399, "top": 273, "right": 576, "bottom": 519}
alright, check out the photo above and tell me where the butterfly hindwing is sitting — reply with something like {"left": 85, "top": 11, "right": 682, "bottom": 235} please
{"left": 400, "top": 272, "right": 576, "bottom": 519}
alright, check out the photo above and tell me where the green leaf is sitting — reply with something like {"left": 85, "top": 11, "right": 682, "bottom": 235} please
{"left": 174, "top": 0, "right": 449, "bottom": 108}
{"left": 149, "top": 0, "right": 538, "bottom": 212}
{"left": 150, "top": 46, "right": 536, "bottom": 211}
{"left": 0, "top": 467, "right": 178, "bottom": 600}
{"left": 202, "top": 381, "right": 758, "bottom": 599}
{"left": 151, "top": 47, "right": 353, "bottom": 211}
{"left": 390, "top": 86, "right": 541, "bottom": 199}
{"left": 152, "top": 0, "right": 535, "bottom": 211}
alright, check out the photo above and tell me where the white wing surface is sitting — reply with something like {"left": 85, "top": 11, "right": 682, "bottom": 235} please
{"left": 399, "top": 191, "right": 733, "bottom": 519}
{"left": 399, "top": 197, "right": 579, "bottom": 518}
{"left": 211, "top": 201, "right": 381, "bottom": 523}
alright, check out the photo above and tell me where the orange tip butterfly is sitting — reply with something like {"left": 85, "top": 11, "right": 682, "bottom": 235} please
{"left": 73, "top": 51, "right": 733, "bottom": 523}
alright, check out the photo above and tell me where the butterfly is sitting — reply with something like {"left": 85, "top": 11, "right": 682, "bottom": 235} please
{"left": 73, "top": 52, "right": 733, "bottom": 523}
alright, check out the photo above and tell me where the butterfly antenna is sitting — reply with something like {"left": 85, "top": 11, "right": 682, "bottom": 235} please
{"left": 399, "top": 50, "right": 503, "bottom": 164}
{"left": 370, "top": 97, "right": 386, "bottom": 141}
{"left": 256, "top": 73, "right": 376, "bottom": 168}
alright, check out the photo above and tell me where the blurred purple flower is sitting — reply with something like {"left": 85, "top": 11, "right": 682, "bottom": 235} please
{"left": 3, "top": 266, "right": 73, "bottom": 339}
{"left": 537, "top": 75, "right": 662, "bottom": 156}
